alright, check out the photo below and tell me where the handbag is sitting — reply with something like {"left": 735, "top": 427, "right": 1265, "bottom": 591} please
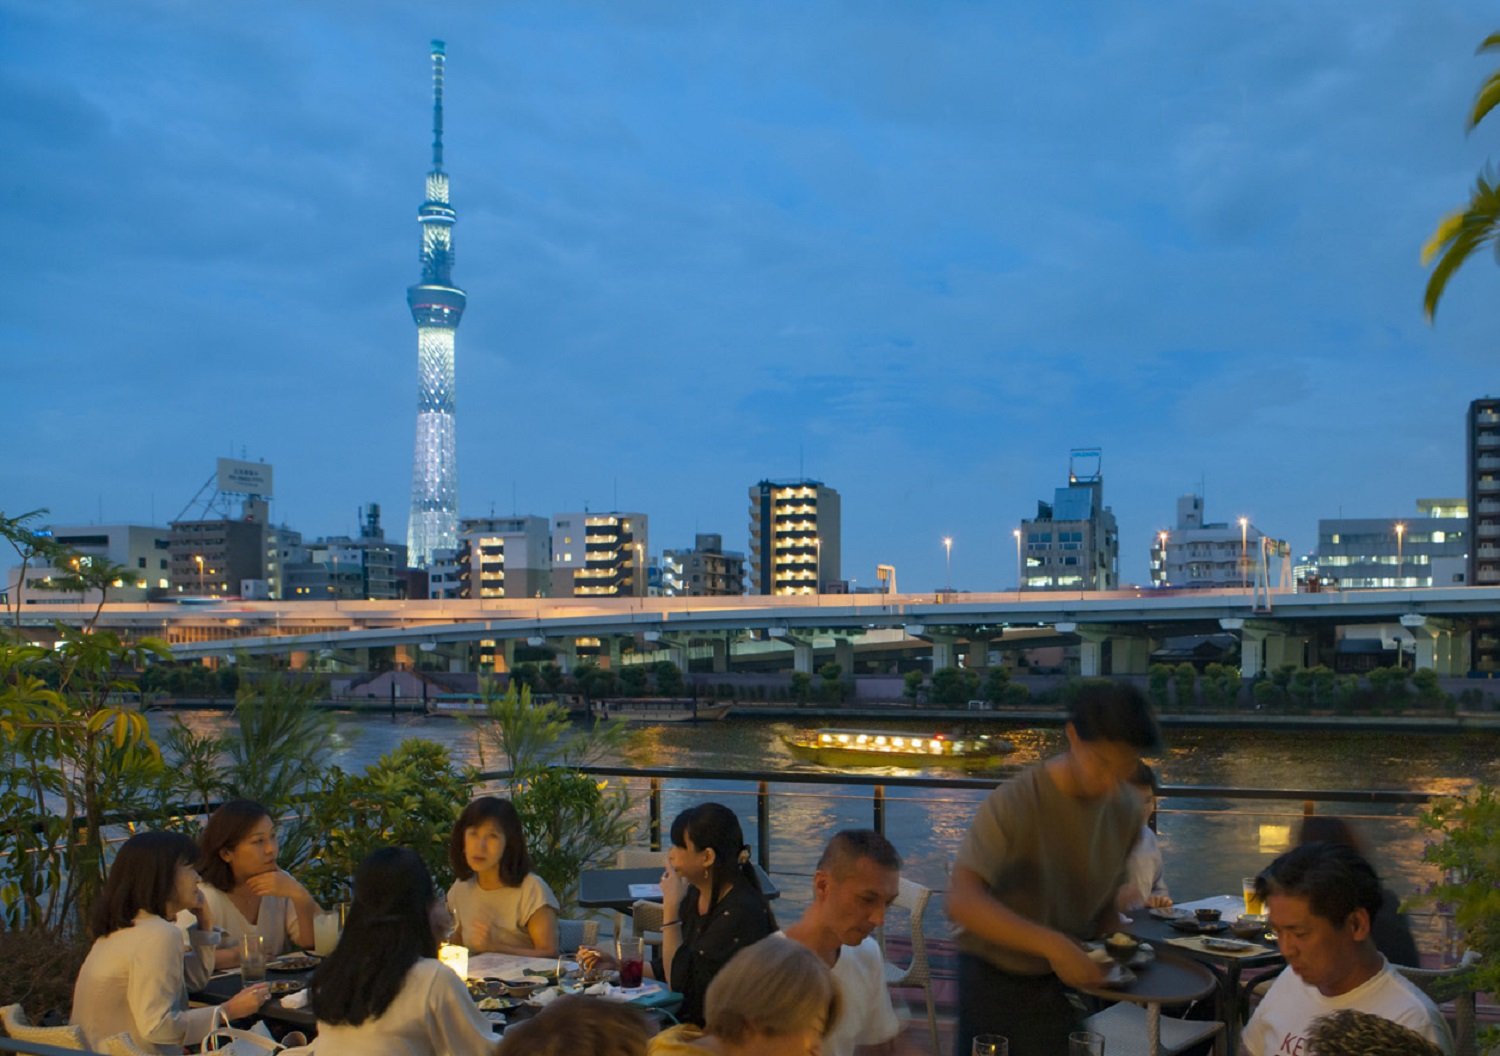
{"left": 200, "top": 1006, "right": 282, "bottom": 1056}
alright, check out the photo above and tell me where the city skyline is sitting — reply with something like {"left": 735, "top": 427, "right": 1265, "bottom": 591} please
{"left": 3, "top": 2, "right": 1499, "bottom": 591}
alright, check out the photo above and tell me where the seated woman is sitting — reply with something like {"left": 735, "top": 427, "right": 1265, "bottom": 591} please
{"left": 198, "top": 799, "right": 321, "bottom": 968}
{"left": 495, "top": 995, "right": 651, "bottom": 1056}
{"left": 72, "top": 831, "right": 267, "bottom": 1054}
{"left": 649, "top": 937, "right": 842, "bottom": 1055}
{"left": 1118, "top": 762, "right": 1172, "bottom": 911}
{"left": 447, "top": 795, "right": 559, "bottom": 956}
{"left": 581, "top": 802, "right": 776, "bottom": 1026}
{"left": 308, "top": 846, "right": 495, "bottom": 1056}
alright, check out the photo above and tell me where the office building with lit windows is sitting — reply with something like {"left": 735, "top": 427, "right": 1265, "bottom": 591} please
{"left": 1148, "top": 495, "right": 1283, "bottom": 589}
{"left": 456, "top": 515, "right": 550, "bottom": 599}
{"left": 551, "top": 512, "right": 648, "bottom": 597}
{"left": 1315, "top": 500, "right": 1467, "bottom": 590}
{"left": 1468, "top": 397, "right": 1500, "bottom": 588}
{"left": 662, "top": 533, "right": 746, "bottom": 596}
{"left": 748, "top": 479, "right": 841, "bottom": 595}
{"left": 1018, "top": 450, "right": 1118, "bottom": 591}
{"left": 3, "top": 524, "right": 171, "bottom": 605}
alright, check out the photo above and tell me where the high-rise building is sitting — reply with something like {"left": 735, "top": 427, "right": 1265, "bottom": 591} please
{"left": 1149, "top": 495, "right": 1285, "bottom": 590}
{"left": 1467, "top": 397, "right": 1500, "bottom": 588}
{"left": 456, "top": 516, "right": 551, "bottom": 599}
{"left": 748, "top": 479, "right": 841, "bottom": 595}
{"left": 551, "top": 512, "right": 649, "bottom": 597}
{"left": 1018, "top": 449, "right": 1118, "bottom": 591}
{"left": 663, "top": 533, "right": 746, "bottom": 596}
{"left": 284, "top": 505, "right": 409, "bottom": 600}
{"left": 406, "top": 41, "right": 466, "bottom": 568}
{"left": 168, "top": 518, "right": 265, "bottom": 598}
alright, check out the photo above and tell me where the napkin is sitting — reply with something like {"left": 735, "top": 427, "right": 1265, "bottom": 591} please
{"left": 280, "top": 989, "right": 310, "bottom": 1009}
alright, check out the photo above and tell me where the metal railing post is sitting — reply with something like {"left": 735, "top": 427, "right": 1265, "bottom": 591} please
{"left": 649, "top": 777, "right": 662, "bottom": 851}
{"left": 758, "top": 780, "right": 771, "bottom": 871}
{"left": 873, "top": 784, "right": 886, "bottom": 837}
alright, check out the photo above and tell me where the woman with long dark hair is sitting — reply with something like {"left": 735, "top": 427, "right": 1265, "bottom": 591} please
{"left": 198, "top": 799, "right": 320, "bottom": 967}
{"left": 307, "top": 847, "right": 494, "bottom": 1055}
{"left": 447, "top": 796, "right": 559, "bottom": 956}
{"left": 72, "top": 831, "right": 267, "bottom": 1053}
{"left": 581, "top": 802, "right": 775, "bottom": 1026}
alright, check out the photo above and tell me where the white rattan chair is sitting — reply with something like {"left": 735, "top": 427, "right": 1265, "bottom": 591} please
{"left": 100, "top": 1032, "right": 155, "bottom": 1056}
{"left": 614, "top": 848, "right": 665, "bottom": 945}
{"left": 1395, "top": 951, "right": 1481, "bottom": 1056}
{"left": 881, "top": 877, "right": 939, "bottom": 1055}
{"left": 1083, "top": 1000, "right": 1224, "bottom": 1056}
{"left": 557, "top": 917, "right": 600, "bottom": 953}
{"left": 1, "top": 1004, "right": 86, "bottom": 1049}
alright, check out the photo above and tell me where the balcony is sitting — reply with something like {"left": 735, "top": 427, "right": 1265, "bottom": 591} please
{"left": 1477, "top": 456, "right": 1500, "bottom": 472}
{"left": 1478, "top": 431, "right": 1500, "bottom": 449}
{"left": 1479, "top": 523, "right": 1500, "bottom": 538}
{"left": 1477, "top": 477, "right": 1500, "bottom": 492}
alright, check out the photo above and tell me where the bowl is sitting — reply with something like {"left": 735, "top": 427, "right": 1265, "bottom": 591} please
{"left": 1230, "top": 914, "right": 1268, "bottom": 938}
{"left": 1103, "top": 934, "right": 1140, "bottom": 964}
{"left": 1193, "top": 908, "right": 1222, "bottom": 923}
{"left": 501, "top": 977, "right": 544, "bottom": 998}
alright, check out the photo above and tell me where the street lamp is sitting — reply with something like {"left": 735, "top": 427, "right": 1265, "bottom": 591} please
{"left": 942, "top": 536, "right": 953, "bottom": 591}
{"left": 1158, "top": 531, "right": 1169, "bottom": 586}
{"left": 194, "top": 554, "right": 204, "bottom": 596}
{"left": 1238, "top": 517, "right": 1249, "bottom": 590}
{"left": 1013, "top": 529, "right": 1022, "bottom": 591}
{"left": 1394, "top": 522, "right": 1406, "bottom": 588}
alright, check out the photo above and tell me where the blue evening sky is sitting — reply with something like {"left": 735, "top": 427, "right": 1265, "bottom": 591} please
{"left": 2, "top": 1, "right": 1498, "bottom": 590}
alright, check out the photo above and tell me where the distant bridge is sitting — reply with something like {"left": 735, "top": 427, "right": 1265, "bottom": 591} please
{"left": 12, "top": 585, "right": 1499, "bottom": 677}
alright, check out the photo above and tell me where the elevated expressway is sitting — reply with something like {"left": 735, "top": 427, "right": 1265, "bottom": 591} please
{"left": 15, "top": 586, "right": 1500, "bottom": 677}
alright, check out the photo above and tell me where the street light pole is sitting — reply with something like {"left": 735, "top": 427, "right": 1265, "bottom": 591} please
{"left": 194, "top": 554, "right": 204, "bottom": 596}
{"left": 1238, "top": 517, "right": 1249, "bottom": 590}
{"left": 1158, "top": 531, "right": 1169, "bottom": 586}
{"left": 1013, "top": 529, "right": 1022, "bottom": 592}
{"left": 942, "top": 536, "right": 952, "bottom": 591}
{"left": 1394, "top": 522, "right": 1406, "bottom": 588}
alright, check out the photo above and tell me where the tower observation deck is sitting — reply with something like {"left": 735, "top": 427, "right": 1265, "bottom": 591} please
{"left": 406, "top": 39, "right": 466, "bottom": 567}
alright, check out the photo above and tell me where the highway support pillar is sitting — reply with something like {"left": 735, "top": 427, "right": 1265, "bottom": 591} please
{"left": 1403, "top": 616, "right": 1461, "bottom": 675}
{"left": 1221, "top": 619, "right": 1305, "bottom": 680}
{"left": 833, "top": 637, "right": 856, "bottom": 679}
{"left": 1057, "top": 624, "right": 1152, "bottom": 677}
{"left": 792, "top": 639, "right": 816, "bottom": 674}
{"left": 499, "top": 638, "right": 516, "bottom": 675}
{"left": 711, "top": 636, "right": 730, "bottom": 674}
{"left": 556, "top": 639, "right": 579, "bottom": 675}
{"left": 644, "top": 631, "right": 691, "bottom": 672}
{"left": 393, "top": 644, "right": 414, "bottom": 671}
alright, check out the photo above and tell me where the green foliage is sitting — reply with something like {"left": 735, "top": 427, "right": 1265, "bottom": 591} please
{"left": 300, "top": 739, "right": 475, "bottom": 906}
{"left": 618, "top": 665, "right": 648, "bottom": 697}
{"left": 471, "top": 682, "right": 636, "bottom": 910}
{"left": 1411, "top": 668, "right": 1449, "bottom": 710}
{"left": 1146, "top": 664, "right": 1172, "bottom": 711}
{"left": 539, "top": 663, "right": 565, "bottom": 694}
{"left": 929, "top": 666, "right": 979, "bottom": 705}
{"left": 510, "top": 662, "right": 540, "bottom": 691}
{"left": 1172, "top": 663, "right": 1197, "bottom": 710}
{"left": 0, "top": 508, "right": 65, "bottom": 624}
{"left": 652, "top": 660, "right": 684, "bottom": 697}
{"left": 902, "top": 670, "right": 924, "bottom": 700}
{"left": 1200, "top": 663, "right": 1241, "bottom": 709}
{"left": 0, "top": 629, "right": 168, "bottom": 933}
{"left": 816, "top": 663, "right": 846, "bottom": 703}
{"left": 1251, "top": 679, "right": 1282, "bottom": 710}
{"left": 789, "top": 671, "right": 812, "bottom": 704}
{"left": 1419, "top": 785, "right": 1500, "bottom": 1031}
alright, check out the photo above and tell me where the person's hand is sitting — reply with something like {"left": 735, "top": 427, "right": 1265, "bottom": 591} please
{"left": 190, "top": 887, "right": 212, "bottom": 931}
{"left": 466, "top": 917, "right": 492, "bottom": 951}
{"left": 224, "top": 983, "right": 269, "bottom": 1019}
{"left": 245, "top": 868, "right": 306, "bottom": 901}
{"left": 1147, "top": 894, "right": 1174, "bottom": 909}
{"left": 1047, "top": 939, "right": 1106, "bottom": 989}
{"left": 576, "top": 945, "right": 618, "bottom": 973}
{"left": 660, "top": 860, "right": 688, "bottom": 914}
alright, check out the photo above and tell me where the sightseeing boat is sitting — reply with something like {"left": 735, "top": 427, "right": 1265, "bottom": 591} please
{"left": 780, "top": 728, "right": 1012, "bottom": 770}
{"left": 590, "top": 699, "right": 733, "bottom": 723}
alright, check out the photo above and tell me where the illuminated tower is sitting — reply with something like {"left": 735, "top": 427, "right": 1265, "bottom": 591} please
{"left": 406, "top": 40, "right": 466, "bottom": 567}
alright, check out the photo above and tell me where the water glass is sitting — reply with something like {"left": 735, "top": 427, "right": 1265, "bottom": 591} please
{"left": 239, "top": 934, "right": 266, "bottom": 982}
{"left": 972, "top": 1035, "right": 1008, "bottom": 1056}
{"left": 616, "top": 936, "right": 645, "bottom": 988}
{"left": 1069, "top": 1030, "right": 1106, "bottom": 1055}
{"left": 312, "top": 909, "right": 341, "bottom": 956}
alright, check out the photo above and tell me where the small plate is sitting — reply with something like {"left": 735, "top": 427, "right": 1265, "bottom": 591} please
{"left": 268, "top": 981, "right": 304, "bottom": 998}
{"left": 1169, "top": 918, "right": 1229, "bottom": 934}
{"left": 1149, "top": 906, "right": 1188, "bottom": 921}
{"left": 1201, "top": 937, "right": 1255, "bottom": 953}
{"left": 1100, "top": 963, "right": 1136, "bottom": 987}
{"left": 266, "top": 954, "right": 319, "bottom": 972}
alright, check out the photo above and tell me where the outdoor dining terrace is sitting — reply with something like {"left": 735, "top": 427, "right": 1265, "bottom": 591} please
{"left": 1, "top": 763, "right": 1494, "bottom": 1055}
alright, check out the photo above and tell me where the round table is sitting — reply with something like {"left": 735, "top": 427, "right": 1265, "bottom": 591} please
{"left": 1074, "top": 952, "right": 1219, "bottom": 1056}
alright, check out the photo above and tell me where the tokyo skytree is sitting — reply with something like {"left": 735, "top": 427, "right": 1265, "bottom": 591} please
{"left": 406, "top": 40, "right": 466, "bottom": 567}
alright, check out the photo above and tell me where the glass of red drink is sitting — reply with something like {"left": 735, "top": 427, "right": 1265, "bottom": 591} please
{"left": 617, "top": 936, "right": 645, "bottom": 988}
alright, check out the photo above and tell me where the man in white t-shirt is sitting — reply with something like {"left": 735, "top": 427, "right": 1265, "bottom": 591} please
{"left": 781, "top": 830, "right": 908, "bottom": 1056}
{"left": 1241, "top": 842, "right": 1454, "bottom": 1056}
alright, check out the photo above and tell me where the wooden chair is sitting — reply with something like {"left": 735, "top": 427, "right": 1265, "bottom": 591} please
{"left": 1, "top": 1004, "right": 86, "bottom": 1049}
{"left": 1395, "top": 951, "right": 1481, "bottom": 1056}
{"left": 880, "top": 877, "right": 939, "bottom": 1056}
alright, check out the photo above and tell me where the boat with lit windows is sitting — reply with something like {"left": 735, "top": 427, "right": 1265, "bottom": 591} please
{"left": 780, "top": 728, "right": 1012, "bottom": 770}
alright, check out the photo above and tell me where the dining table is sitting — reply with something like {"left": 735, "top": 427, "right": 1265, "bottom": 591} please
{"left": 1124, "top": 895, "right": 1285, "bottom": 1056}
{"left": 577, "top": 865, "right": 780, "bottom": 912}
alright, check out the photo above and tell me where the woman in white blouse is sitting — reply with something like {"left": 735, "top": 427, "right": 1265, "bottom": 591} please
{"left": 446, "top": 796, "right": 559, "bottom": 956}
{"left": 306, "top": 846, "right": 496, "bottom": 1056}
{"left": 72, "top": 831, "right": 267, "bottom": 1054}
{"left": 198, "top": 799, "right": 321, "bottom": 967}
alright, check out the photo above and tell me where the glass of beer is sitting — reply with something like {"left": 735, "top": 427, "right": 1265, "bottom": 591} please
{"left": 1242, "top": 876, "right": 1265, "bottom": 916}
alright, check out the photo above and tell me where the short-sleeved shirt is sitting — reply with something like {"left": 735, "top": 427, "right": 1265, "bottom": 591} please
{"left": 775, "top": 932, "right": 899, "bottom": 1056}
{"left": 955, "top": 764, "right": 1140, "bottom": 975}
{"left": 447, "top": 872, "right": 558, "bottom": 953}
{"left": 667, "top": 882, "right": 775, "bottom": 1026}
{"left": 198, "top": 883, "right": 300, "bottom": 958}
{"left": 1241, "top": 959, "right": 1454, "bottom": 1056}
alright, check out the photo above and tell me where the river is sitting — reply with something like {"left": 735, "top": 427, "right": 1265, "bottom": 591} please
{"left": 153, "top": 710, "right": 1500, "bottom": 951}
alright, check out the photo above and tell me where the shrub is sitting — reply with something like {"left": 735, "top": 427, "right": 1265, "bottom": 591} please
{"left": 1146, "top": 664, "right": 1172, "bottom": 711}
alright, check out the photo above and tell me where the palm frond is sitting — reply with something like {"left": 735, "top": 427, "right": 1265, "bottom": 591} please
{"left": 1477, "top": 32, "right": 1500, "bottom": 55}
{"left": 1423, "top": 173, "right": 1500, "bottom": 320}
{"left": 1471, "top": 69, "right": 1500, "bottom": 129}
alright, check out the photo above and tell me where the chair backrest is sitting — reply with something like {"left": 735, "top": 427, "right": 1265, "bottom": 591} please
{"left": 557, "top": 917, "right": 600, "bottom": 952}
{"left": 0, "top": 1005, "right": 86, "bottom": 1051}
{"left": 100, "top": 1033, "right": 155, "bottom": 1056}
{"left": 1393, "top": 952, "right": 1480, "bottom": 1056}
{"left": 615, "top": 848, "right": 663, "bottom": 869}
{"left": 885, "top": 877, "right": 932, "bottom": 985}
{"left": 632, "top": 899, "right": 665, "bottom": 934}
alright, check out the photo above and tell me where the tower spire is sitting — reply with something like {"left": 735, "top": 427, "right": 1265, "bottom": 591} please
{"left": 406, "top": 40, "right": 466, "bottom": 568}
{"left": 430, "top": 39, "right": 445, "bottom": 172}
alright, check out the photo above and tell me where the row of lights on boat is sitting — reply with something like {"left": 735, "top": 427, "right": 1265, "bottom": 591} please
{"left": 818, "top": 732, "right": 955, "bottom": 753}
